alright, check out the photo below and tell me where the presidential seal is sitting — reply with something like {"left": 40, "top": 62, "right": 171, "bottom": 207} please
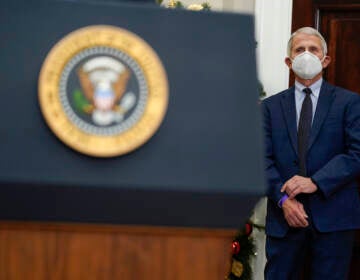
{"left": 38, "top": 25, "right": 168, "bottom": 157}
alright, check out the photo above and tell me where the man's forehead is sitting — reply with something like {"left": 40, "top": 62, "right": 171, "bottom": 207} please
{"left": 292, "top": 33, "right": 322, "bottom": 46}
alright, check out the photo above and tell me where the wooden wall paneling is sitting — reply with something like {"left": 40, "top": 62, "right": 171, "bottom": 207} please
{"left": 328, "top": 18, "right": 360, "bottom": 93}
{"left": 292, "top": 0, "right": 315, "bottom": 30}
{"left": 315, "top": 0, "right": 360, "bottom": 4}
{"left": 316, "top": 5, "right": 360, "bottom": 92}
{"left": 0, "top": 222, "right": 235, "bottom": 280}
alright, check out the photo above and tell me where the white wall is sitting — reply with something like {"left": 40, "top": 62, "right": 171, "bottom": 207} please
{"left": 255, "top": 0, "right": 293, "bottom": 96}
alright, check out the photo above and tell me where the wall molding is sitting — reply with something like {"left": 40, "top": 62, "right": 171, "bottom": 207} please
{"left": 255, "top": 0, "right": 293, "bottom": 96}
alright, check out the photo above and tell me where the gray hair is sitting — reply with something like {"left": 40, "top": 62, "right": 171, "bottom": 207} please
{"left": 287, "top": 27, "right": 328, "bottom": 57}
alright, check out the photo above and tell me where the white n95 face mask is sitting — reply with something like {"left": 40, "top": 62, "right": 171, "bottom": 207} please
{"left": 291, "top": 51, "right": 325, "bottom": 79}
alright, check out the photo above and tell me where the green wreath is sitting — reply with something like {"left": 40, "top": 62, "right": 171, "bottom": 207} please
{"left": 226, "top": 221, "right": 265, "bottom": 280}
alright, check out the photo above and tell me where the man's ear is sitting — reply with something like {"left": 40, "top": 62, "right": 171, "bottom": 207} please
{"left": 285, "top": 57, "right": 292, "bottom": 69}
{"left": 322, "top": 55, "right": 331, "bottom": 68}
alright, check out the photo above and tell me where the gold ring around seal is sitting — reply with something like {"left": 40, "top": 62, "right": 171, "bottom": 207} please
{"left": 38, "top": 25, "right": 168, "bottom": 157}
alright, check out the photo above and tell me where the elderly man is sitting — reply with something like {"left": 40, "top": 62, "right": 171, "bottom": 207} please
{"left": 262, "top": 27, "right": 360, "bottom": 279}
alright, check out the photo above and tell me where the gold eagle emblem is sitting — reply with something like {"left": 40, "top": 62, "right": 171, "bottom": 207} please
{"left": 75, "top": 56, "right": 134, "bottom": 126}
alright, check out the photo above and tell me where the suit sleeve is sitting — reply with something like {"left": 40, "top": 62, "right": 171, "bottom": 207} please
{"left": 262, "top": 101, "right": 285, "bottom": 204}
{"left": 312, "top": 94, "right": 360, "bottom": 198}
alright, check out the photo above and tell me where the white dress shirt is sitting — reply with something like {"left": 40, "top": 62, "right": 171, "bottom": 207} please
{"left": 294, "top": 78, "right": 322, "bottom": 128}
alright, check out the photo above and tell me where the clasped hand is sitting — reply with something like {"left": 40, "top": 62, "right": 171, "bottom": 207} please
{"left": 280, "top": 175, "right": 318, "bottom": 228}
{"left": 282, "top": 198, "right": 309, "bottom": 227}
{"left": 281, "top": 175, "right": 317, "bottom": 199}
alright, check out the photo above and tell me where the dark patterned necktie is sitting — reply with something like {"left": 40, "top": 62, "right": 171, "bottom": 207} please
{"left": 298, "top": 88, "right": 313, "bottom": 176}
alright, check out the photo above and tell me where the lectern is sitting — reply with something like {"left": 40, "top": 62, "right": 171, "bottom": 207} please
{"left": 0, "top": 1, "right": 264, "bottom": 279}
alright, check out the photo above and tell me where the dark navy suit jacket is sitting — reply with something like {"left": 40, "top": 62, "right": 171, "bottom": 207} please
{"left": 262, "top": 81, "right": 360, "bottom": 237}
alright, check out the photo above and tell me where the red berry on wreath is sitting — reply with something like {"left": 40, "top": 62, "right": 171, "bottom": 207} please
{"left": 245, "top": 223, "right": 253, "bottom": 236}
{"left": 232, "top": 241, "right": 241, "bottom": 255}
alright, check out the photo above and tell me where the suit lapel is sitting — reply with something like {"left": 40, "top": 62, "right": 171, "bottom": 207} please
{"left": 280, "top": 87, "right": 298, "bottom": 156}
{"left": 308, "top": 81, "right": 335, "bottom": 151}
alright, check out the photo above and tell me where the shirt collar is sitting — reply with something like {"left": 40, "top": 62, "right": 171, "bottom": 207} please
{"left": 295, "top": 78, "right": 322, "bottom": 99}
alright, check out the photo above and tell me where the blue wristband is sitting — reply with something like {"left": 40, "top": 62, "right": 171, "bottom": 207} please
{"left": 278, "top": 194, "right": 289, "bottom": 208}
